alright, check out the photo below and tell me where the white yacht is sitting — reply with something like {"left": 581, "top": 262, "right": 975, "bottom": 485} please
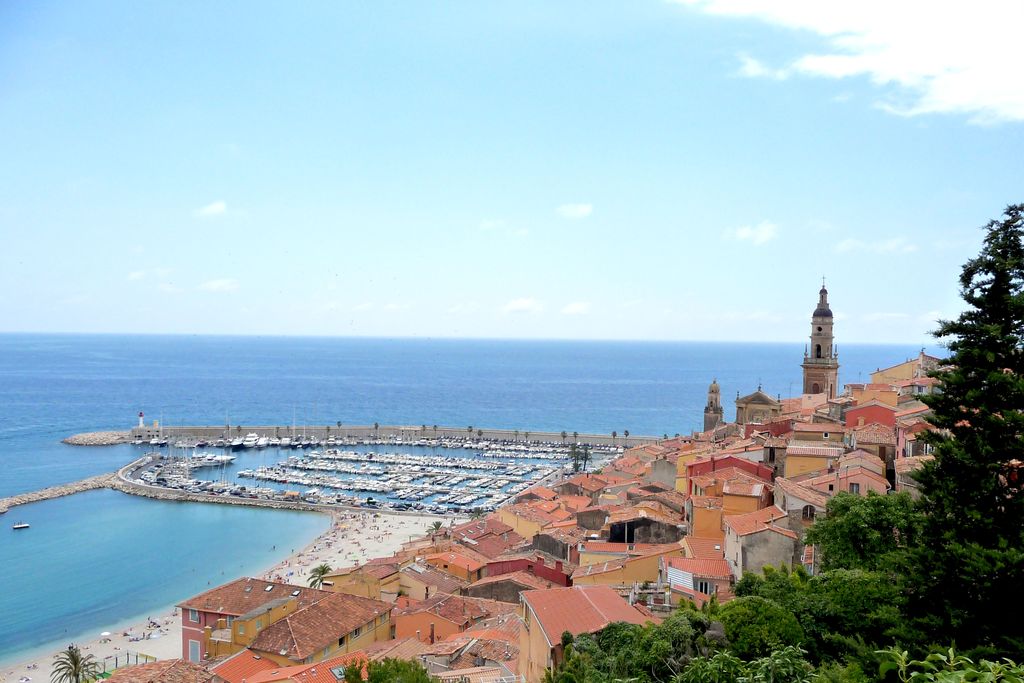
{"left": 242, "top": 433, "right": 259, "bottom": 448}
{"left": 256, "top": 436, "right": 269, "bottom": 448}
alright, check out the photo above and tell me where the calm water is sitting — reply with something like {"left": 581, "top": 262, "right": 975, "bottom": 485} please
{"left": 0, "top": 334, "right": 937, "bottom": 664}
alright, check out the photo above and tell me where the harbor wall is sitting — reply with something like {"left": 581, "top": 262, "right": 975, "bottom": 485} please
{"left": 0, "top": 473, "right": 115, "bottom": 514}
{"left": 127, "top": 424, "right": 661, "bottom": 447}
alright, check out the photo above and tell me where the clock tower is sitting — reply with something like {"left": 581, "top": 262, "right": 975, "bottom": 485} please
{"left": 801, "top": 281, "right": 839, "bottom": 398}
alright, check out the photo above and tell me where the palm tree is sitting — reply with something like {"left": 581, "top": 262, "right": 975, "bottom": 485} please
{"left": 612, "top": 430, "right": 618, "bottom": 444}
{"left": 432, "top": 425, "right": 438, "bottom": 437}
{"left": 51, "top": 645, "right": 99, "bottom": 683}
{"left": 429, "top": 520, "right": 444, "bottom": 534}
{"left": 476, "top": 429, "right": 483, "bottom": 439}
{"left": 573, "top": 431, "right": 578, "bottom": 443}
{"left": 623, "top": 429, "right": 629, "bottom": 442}
{"left": 308, "top": 563, "right": 332, "bottom": 589}
{"left": 514, "top": 430, "right": 520, "bottom": 442}
{"left": 561, "top": 431, "right": 567, "bottom": 443}
{"left": 373, "top": 422, "right": 379, "bottom": 438}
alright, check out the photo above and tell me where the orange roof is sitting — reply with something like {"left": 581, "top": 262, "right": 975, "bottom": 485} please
{"left": 211, "top": 650, "right": 279, "bottom": 683}
{"left": 516, "top": 485, "right": 558, "bottom": 501}
{"left": 689, "top": 495, "right": 723, "bottom": 510}
{"left": 108, "top": 660, "right": 213, "bottom": 683}
{"left": 852, "top": 422, "right": 897, "bottom": 445}
{"left": 682, "top": 536, "right": 725, "bottom": 560}
{"left": 581, "top": 541, "right": 660, "bottom": 555}
{"left": 360, "top": 636, "right": 431, "bottom": 661}
{"left": 520, "top": 585, "right": 653, "bottom": 645}
{"left": 426, "top": 551, "right": 486, "bottom": 573}
{"left": 178, "top": 577, "right": 328, "bottom": 616}
{"left": 247, "top": 652, "right": 368, "bottom": 683}
{"left": 396, "top": 593, "right": 516, "bottom": 627}
{"left": 458, "top": 612, "right": 523, "bottom": 644}
{"left": 250, "top": 592, "right": 390, "bottom": 660}
{"left": 665, "top": 557, "right": 732, "bottom": 579}
{"left": 793, "top": 422, "right": 838, "bottom": 433}
{"left": 467, "top": 570, "right": 555, "bottom": 591}
{"left": 400, "top": 563, "right": 469, "bottom": 594}
{"left": 723, "top": 507, "right": 796, "bottom": 539}
{"left": 894, "top": 454, "right": 935, "bottom": 475}
{"left": 774, "top": 477, "right": 830, "bottom": 508}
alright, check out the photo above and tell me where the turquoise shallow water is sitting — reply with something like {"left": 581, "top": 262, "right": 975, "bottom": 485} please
{"left": 0, "top": 489, "right": 328, "bottom": 665}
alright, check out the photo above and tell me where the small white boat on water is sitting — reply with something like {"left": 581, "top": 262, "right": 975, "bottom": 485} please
{"left": 256, "top": 436, "right": 269, "bottom": 448}
{"left": 12, "top": 522, "right": 30, "bottom": 530}
{"left": 242, "top": 433, "right": 259, "bottom": 448}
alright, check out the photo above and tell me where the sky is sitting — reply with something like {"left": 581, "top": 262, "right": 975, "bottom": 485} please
{"left": 1, "top": 1, "right": 1021, "bottom": 343}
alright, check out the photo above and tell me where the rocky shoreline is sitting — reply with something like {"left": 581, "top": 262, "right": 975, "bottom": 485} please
{"left": 63, "top": 430, "right": 131, "bottom": 446}
{"left": 0, "top": 473, "right": 115, "bottom": 515}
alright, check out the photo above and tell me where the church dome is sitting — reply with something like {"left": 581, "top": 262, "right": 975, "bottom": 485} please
{"left": 814, "top": 286, "right": 833, "bottom": 317}
{"left": 709, "top": 378, "right": 720, "bottom": 393}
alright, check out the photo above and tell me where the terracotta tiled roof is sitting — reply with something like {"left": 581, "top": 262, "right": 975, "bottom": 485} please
{"left": 785, "top": 443, "right": 845, "bottom": 457}
{"left": 580, "top": 541, "right": 660, "bottom": 555}
{"left": 400, "top": 563, "right": 470, "bottom": 594}
{"left": 894, "top": 403, "right": 931, "bottom": 418}
{"left": 459, "top": 612, "right": 523, "bottom": 644}
{"left": 838, "top": 450, "right": 885, "bottom": 474}
{"left": 361, "top": 636, "right": 432, "bottom": 661}
{"left": 571, "top": 557, "right": 628, "bottom": 579}
{"left": 246, "top": 652, "right": 368, "bottom": 683}
{"left": 178, "top": 578, "right": 328, "bottom": 616}
{"left": 894, "top": 454, "right": 934, "bottom": 475}
{"left": 515, "top": 485, "right": 558, "bottom": 501}
{"left": 682, "top": 536, "right": 724, "bottom": 559}
{"left": 434, "top": 667, "right": 508, "bottom": 683}
{"left": 249, "top": 592, "right": 390, "bottom": 660}
{"left": 665, "top": 557, "right": 732, "bottom": 579}
{"left": 723, "top": 506, "right": 789, "bottom": 537}
{"left": 793, "top": 422, "right": 836, "bottom": 433}
{"left": 562, "top": 474, "right": 610, "bottom": 493}
{"left": 467, "top": 570, "right": 555, "bottom": 591}
{"left": 852, "top": 422, "right": 897, "bottom": 446}
{"left": 774, "top": 477, "right": 830, "bottom": 508}
{"left": 520, "top": 585, "right": 653, "bottom": 645}
{"left": 689, "top": 495, "right": 723, "bottom": 510}
{"left": 210, "top": 650, "right": 279, "bottom": 683}
{"left": 396, "top": 593, "right": 516, "bottom": 628}
{"left": 427, "top": 551, "right": 487, "bottom": 573}
{"left": 108, "top": 660, "right": 213, "bottom": 683}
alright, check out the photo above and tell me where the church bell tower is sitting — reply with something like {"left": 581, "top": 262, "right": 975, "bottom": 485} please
{"left": 801, "top": 281, "right": 839, "bottom": 398}
{"left": 703, "top": 379, "right": 724, "bottom": 432}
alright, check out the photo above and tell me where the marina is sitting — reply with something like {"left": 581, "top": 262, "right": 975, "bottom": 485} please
{"left": 123, "top": 435, "right": 621, "bottom": 513}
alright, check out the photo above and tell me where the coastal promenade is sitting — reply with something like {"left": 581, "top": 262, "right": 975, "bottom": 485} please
{"left": 126, "top": 423, "right": 660, "bottom": 446}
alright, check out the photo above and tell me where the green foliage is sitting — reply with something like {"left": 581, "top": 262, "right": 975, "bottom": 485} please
{"left": 877, "top": 646, "right": 1024, "bottom": 682}
{"left": 718, "top": 596, "right": 804, "bottom": 659}
{"left": 362, "top": 658, "right": 433, "bottom": 683}
{"left": 901, "top": 205, "right": 1024, "bottom": 657}
{"left": 307, "top": 562, "right": 332, "bottom": 589}
{"left": 803, "top": 492, "right": 923, "bottom": 572}
{"left": 734, "top": 565, "right": 902, "bottom": 665}
{"left": 675, "top": 646, "right": 812, "bottom": 683}
{"left": 50, "top": 645, "right": 100, "bottom": 683}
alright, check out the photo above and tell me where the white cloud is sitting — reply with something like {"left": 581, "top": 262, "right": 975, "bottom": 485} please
{"left": 195, "top": 200, "right": 227, "bottom": 217}
{"left": 503, "top": 297, "right": 544, "bottom": 314}
{"left": 835, "top": 236, "right": 918, "bottom": 253}
{"left": 127, "top": 270, "right": 146, "bottom": 281}
{"left": 725, "top": 220, "right": 778, "bottom": 245}
{"left": 673, "top": 1, "right": 1024, "bottom": 122}
{"left": 561, "top": 302, "right": 591, "bottom": 315}
{"left": 198, "top": 278, "right": 239, "bottom": 292}
{"left": 737, "top": 53, "right": 788, "bottom": 80}
{"left": 556, "top": 203, "right": 593, "bottom": 220}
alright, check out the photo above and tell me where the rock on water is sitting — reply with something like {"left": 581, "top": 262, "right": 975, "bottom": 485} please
{"left": 62, "top": 430, "right": 130, "bottom": 446}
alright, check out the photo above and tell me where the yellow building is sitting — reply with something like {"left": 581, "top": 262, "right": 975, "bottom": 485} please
{"left": 870, "top": 351, "right": 941, "bottom": 385}
{"left": 205, "top": 592, "right": 392, "bottom": 665}
{"left": 322, "top": 563, "right": 401, "bottom": 602}
{"left": 783, "top": 442, "right": 845, "bottom": 478}
{"left": 571, "top": 543, "right": 684, "bottom": 586}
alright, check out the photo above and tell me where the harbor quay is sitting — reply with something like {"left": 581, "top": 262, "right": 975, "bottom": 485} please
{"left": 125, "top": 423, "right": 660, "bottom": 447}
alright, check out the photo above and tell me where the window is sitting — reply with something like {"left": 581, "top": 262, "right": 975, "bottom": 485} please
{"left": 238, "top": 623, "right": 245, "bottom": 635}
{"left": 822, "top": 432, "right": 830, "bottom": 439}
{"left": 801, "top": 505, "right": 816, "bottom": 522}
{"left": 256, "top": 619, "right": 262, "bottom": 630}
{"left": 828, "top": 484, "right": 834, "bottom": 491}
{"left": 338, "top": 635, "right": 346, "bottom": 647}
{"left": 188, "top": 640, "right": 201, "bottom": 663}
{"left": 352, "top": 626, "right": 361, "bottom": 637}
{"left": 849, "top": 482, "right": 860, "bottom": 494}
{"left": 695, "top": 579, "right": 713, "bottom": 594}
{"left": 189, "top": 609, "right": 199, "bottom": 623}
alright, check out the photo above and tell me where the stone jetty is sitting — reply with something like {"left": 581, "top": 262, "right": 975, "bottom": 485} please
{"left": 63, "top": 430, "right": 130, "bottom": 446}
{"left": 0, "top": 472, "right": 115, "bottom": 514}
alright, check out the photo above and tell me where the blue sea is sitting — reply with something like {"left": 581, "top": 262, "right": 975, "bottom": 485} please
{"left": 0, "top": 334, "right": 938, "bottom": 665}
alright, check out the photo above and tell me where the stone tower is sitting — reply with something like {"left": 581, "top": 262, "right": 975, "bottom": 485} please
{"left": 801, "top": 281, "right": 840, "bottom": 397}
{"left": 703, "top": 378, "right": 724, "bottom": 432}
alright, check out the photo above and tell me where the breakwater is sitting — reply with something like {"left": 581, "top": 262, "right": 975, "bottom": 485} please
{"left": 0, "top": 473, "right": 115, "bottom": 514}
{"left": 121, "top": 423, "right": 659, "bottom": 446}
{"left": 62, "top": 430, "right": 130, "bottom": 446}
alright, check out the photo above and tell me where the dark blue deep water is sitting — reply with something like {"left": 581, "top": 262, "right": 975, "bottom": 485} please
{"left": 0, "top": 334, "right": 937, "bottom": 664}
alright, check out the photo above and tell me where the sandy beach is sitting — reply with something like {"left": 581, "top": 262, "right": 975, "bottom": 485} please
{"left": 0, "top": 510, "right": 448, "bottom": 683}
